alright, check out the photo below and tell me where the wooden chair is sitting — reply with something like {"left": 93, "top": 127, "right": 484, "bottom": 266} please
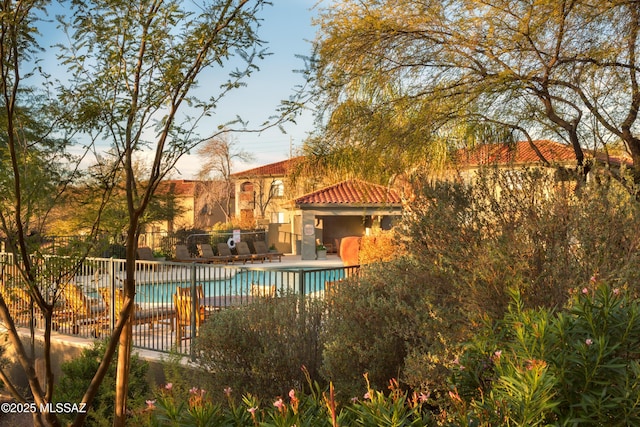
{"left": 98, "top": 287, "right": 175, "bottom": 331}
{"left": 0, "top": 286, "right": 33, "bottom": 326}
{"left": 60, "top": 284, "right": 107, "bottom": 336}
{"left": 250, "top": 284, "right": 277, "bottom": 298}
{"left": 173, "top": 285, "right": 206, "bottom": 346}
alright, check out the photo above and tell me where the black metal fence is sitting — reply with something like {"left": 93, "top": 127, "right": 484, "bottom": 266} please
{"left": 0, "top": 254, "right": 358, "bottom": 356}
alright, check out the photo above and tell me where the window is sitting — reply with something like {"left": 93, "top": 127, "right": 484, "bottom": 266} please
{"left": 271, "top": 212, "right": 286, "bottom": 223}
{"left": 270, "top": 180, "right": 284, "bottom": 198}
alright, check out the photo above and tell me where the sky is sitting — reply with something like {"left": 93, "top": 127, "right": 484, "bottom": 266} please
{"left": 172, "top": 0, "right": 321, "bottom": 178}
{"left": 33, "top": 1, "right": 322, "bottom": 180}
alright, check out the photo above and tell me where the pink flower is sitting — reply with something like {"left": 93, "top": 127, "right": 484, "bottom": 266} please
{"left": 247, "top": 406, "right": 258, "bottom": 415}
{"left": 364, "top": 392, "right": 371, "bottom": 400}
{"left": 582, "top": 287, "right": 589, "bottom": 295}
{"left": 418, "top": 392, "right": 430, "bottom": 403}
{"left": 586, "top": 338, "right": 593, "bottom": 346}
{"left": 223, "top": 387, "right": 232, "bottom": 397}
{"left": 590, "top": 275, "right": 597, "bottom": 283}
{"left": 493, "top": 350, "right": 502, "bottom": 360}
{"left": 273, "top": 398, "right": 284, "bottom": 409}
{"left": 350, "top": 397, "right": 359, "bottom": 404}
{"left": 164, "top": 383, "right": 173, "bottom": 391}
{"left": 146, "top": 399, "right": 156, "bottom": 409}
{"left": 189, "top": 387, "right": 199, "bottom": 394}
{"left": 289, "top": 389, "right": 296, "bottom": 400}
{"left": 613, "top": 288, "right": 620, "bottom": 295}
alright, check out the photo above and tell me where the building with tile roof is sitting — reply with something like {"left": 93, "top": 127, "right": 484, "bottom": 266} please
{"left": 146, "top": 179, "right": 231, "bottom": 233}
{"left": 293, "top": 180, "right": 402, "bottom": 260}
{"left": 230, "top": 157, "right": 304, "bottom": 233}
{"left": 229, "top": 139, "right": 633, "bottom": 260}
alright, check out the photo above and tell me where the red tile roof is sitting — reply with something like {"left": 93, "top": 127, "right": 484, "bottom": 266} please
{"left": 295, "top": 180, "right": 402, "bottom": 205}
{"left": 231, "top": 156, "right": 304, "bottom": 178}
{"left": 454, "top": 139, "right": 633, "bottom": 168}
{"left": 155, "top": 180, "right": 197, "bottom": 196}
{"left": 454, "top": 140, "right": 577, "bottom": 167}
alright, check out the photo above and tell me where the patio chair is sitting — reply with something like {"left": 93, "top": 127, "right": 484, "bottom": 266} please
{"left": 174, "top": 244, "right": 212, "bottom": 263}
{"left": 250, "top": 284, "right": 277, "bottom": 298}
{"left": 98, "top": 287, "right": 175, "bottom": 331}
{"left": 0, "top": 286, "right": 33, "bottom": 326}
{"left": 197, "top": 243, "right": 235, "bottom": 264}
{"left": 235, "top": 241, "right": 266, "bottom": 263}
{"left": 173, "top": 285, "right": 206, "bottom": 346}
{"left": 60, "top": 284, "right": 107, "bottom": 336}
{"left": 253, "top": 241, "right": 283, "bottom": 262}
{"left": 216, "top": 242, "right": 251, "bottom": 264}
{"left": 136, "top": 246, "right": 155, "bottom": 261}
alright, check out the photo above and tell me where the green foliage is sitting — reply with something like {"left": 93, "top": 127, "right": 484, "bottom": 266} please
{"left": 450, "top": 283, "right": 640, "bottom": 426}
{"left": 56, "top": 340, "right": 150, "bottom": 426}
{"left": 404, "top": 168, "right": 640, "bottom": 316}
{"left": 321, "top": 259, "right": 460, "bottom": 400}
{"left": 194, "top": 292, "right": 326, "bottom": 399}
{"left": 144, "top": 372, "right": 432, "bottom": 427}
{"left": 324, "top": 168, "right": 640, "bottom": 410}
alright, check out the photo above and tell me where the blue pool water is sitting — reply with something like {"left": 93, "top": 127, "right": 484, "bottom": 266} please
{"left": 128, "top": 267, "right": 350, "bottom": 305}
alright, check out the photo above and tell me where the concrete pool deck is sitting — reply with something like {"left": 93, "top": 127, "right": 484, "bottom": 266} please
{"left": 258, "top": 252, "right": 344, "bottom": 269}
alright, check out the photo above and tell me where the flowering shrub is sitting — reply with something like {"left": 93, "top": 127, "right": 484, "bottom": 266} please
{"left": 449, "top": 282, "right": 640, "bottom": 425}
{"left": 145, "top": 373, "right": 432, "bottom": 427}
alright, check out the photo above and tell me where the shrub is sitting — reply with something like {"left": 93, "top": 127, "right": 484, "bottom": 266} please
{"left": 55, "top": 340, "right": 149, "bottom": 426}
{"left": 321, "top": 259, "right": 463, "bottom": 401}
{"left": 194, "top": 292, "right": 326, "bottom": 399}
{"left": 403, "top": 167, "right": 640, "bottom": 317}
{"left": 145, "top": 372, "right": 433, "bottom": 426}
{"left": 450, "top": 283, "right": 640, "bottom": 426}
{"left": 358, "top": 229, "right": 398, "bottom": 264}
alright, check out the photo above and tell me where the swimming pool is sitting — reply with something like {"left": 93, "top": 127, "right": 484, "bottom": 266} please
{"left": 127, "top": 266, "right": 356, "bottom": 305}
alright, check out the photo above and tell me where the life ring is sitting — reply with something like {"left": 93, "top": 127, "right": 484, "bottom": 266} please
{"left": 227, "top": 237, "right": 236, "bottom": 249}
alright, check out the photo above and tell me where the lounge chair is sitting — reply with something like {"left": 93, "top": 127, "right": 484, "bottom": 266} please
{"left": 60, "top": 284, "right": 107, "bottom": 336}
{"left": 198, "top": 243, "right": 235, "bottom": 264}
{"left": 236, "top": 241, "right": 266, "bottom": 263}
{"left": 216, "top": 242, "right": 251, "bottom": 264}
{"left": 173, "top": 285, "right": 206, "bottom": 346}
{"left": 136, "top": 246, "right": 155, "bottom": 261}
{"left": 253, "top": 241, "right": 283, "bottom": 262}
{"left": 0, "top": 286, "right": 33, "bottom": 326}
{"left": 174, "top": 244, "right": 212, "bottom": 263}
{"left": 98, "top": 287, "right": 175, "bottom": 331}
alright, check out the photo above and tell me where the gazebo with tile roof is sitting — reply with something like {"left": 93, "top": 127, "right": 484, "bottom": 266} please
{"left": 292, "top": 179, "right": 403, "bottom": 260}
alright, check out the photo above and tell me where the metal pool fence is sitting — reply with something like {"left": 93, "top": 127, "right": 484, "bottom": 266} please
{"left": 0, "top": 254, "right": 359, "bottom": 356}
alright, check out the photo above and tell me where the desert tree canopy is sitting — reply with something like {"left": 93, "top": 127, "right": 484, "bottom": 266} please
{"left": 309, "top": 0, "right": 640, "bottom": 186}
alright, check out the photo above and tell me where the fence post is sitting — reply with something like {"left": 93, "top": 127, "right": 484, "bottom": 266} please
{"left": 109, "top": 257, "right": 116, "bottom": 331}
{"left": 297, "top": 268, "right": 306, "bottom": 330}
{"left": 190, "top": 263, "right": 197, "bottom": 361}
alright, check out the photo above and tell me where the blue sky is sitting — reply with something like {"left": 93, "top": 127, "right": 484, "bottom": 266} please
{"left": 174, "top": 0, "right": 321, "bottom": 178}
{"left": 34, "top": 1, "right": 322, "bottom": 179}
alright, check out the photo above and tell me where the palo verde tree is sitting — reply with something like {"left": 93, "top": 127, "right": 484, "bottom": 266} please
{"left": 309, "top": 0, "right": 640, "bottom": 187}
{"left": 56, "top": 1, "right": 288, "bottom": 425}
